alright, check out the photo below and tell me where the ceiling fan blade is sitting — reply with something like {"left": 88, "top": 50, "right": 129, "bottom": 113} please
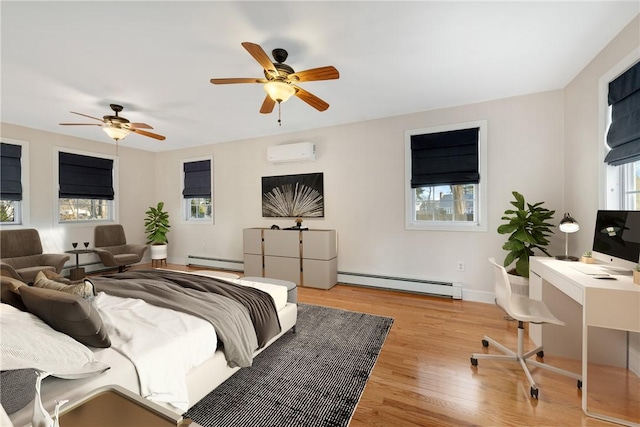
{"left": 293, "top": 86, "right": 330, "bottom": 111}
{"left": 241, "top": 42, "right": 279, "bottom": 77}
{"left": 59, "top": 123, "right": 103, "bottom": 126}
{"left": 130, "top": 128, "right": 166, "bottom": 141}
{"left": 289, "top": 66, "right": 340, "bottom": 82}
{"left": 70, "top": 111, "right": 105, "bottom": 122}
{"left": 210, "top": 77, "right": 268, "bottom": 85}
{"left": 129, "top": 123, "right": 153, "bottom": 130}
{"left": 260, "top": 95, "right": 276, "bottom": 114}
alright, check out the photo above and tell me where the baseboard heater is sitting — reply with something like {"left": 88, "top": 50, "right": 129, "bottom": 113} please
{"left": 337, "top": 271, "right": 462, "bottom": 299}
{"left": 187, "top": 256, "right": 244, "bottom": 273}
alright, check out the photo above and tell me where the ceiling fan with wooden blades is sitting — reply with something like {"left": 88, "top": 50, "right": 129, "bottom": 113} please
{"left": 210, "top": 42, "right": 339, "bottom": 125}
{"left": 59, "top": 104, "right": 166, "bottom": 142}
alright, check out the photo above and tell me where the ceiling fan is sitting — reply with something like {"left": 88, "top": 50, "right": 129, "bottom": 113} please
{"left": 59, "top": 104, "right": 166, "bottom": 142}
{"left": 210, "top": 42, "right": 339, "bottom": 125}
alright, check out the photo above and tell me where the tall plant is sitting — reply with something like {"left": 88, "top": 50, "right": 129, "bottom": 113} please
{"left": 144, "top": 201, "right": 170, "bottom": 245}
{"left": 497, "top": 191, "right": 555, "bottom": 278}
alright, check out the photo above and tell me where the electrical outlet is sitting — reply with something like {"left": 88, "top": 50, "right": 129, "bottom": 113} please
{"left": 457, "top": 261, "right": 464, "bottom": 272}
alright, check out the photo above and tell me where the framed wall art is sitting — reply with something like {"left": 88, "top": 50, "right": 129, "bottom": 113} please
{"left": 262, "top": 172, "right": 324, "bottom": 218}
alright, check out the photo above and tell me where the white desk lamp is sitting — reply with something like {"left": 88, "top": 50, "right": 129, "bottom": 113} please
{"left": 556, "top": 212, "right": 580, "bottom": 261}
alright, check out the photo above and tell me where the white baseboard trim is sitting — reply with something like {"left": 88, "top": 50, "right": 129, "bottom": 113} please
{"left": 337, "top": 271, "right": 462, "bottom": 299}
{"left": 186, "top": 256, "right": 244, "bottom": 273}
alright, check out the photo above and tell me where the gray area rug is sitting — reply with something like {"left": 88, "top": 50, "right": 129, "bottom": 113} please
{"left": 184, "top": 303, "right": 393, "bottom": 427}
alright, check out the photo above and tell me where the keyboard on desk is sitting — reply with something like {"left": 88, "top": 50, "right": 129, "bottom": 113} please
{"left": 570, "top": 263, "right": 632, "bottom": 276}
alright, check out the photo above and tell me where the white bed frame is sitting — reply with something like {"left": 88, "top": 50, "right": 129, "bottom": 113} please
{"left": 9, "top": 302, "right": 298, "bottom": 427}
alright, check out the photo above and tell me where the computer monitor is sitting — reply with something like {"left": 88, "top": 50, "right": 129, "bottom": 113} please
{"left": 592, "top": 210, "right": 640, "bottom": 272}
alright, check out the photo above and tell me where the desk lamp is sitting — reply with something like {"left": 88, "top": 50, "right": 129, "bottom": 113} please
{"left": 556, "top": 212, "right": 580, "bottom": 261}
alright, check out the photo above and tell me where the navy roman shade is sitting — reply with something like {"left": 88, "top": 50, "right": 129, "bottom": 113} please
{"left": 183, "top": 159, "right": 211, "bottom": 198}
{"left": 0, "top": 143, "right": 22, "bottom": 201}
{"left": 605, "top": 61, "right": 640, "bottom": 166}
{"left": 59, "top": 152, "right": 114, "bottom": 200}
{"left": 410, "top": 127, "right": 480, "bottom": 188}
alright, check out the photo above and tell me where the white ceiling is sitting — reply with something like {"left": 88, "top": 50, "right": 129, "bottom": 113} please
{"left": 2, "top": 1, "right": 638, "bottom": 152}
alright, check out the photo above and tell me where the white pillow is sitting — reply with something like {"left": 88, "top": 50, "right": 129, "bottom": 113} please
{"left": 0, "top": 303, "right": 109, "bottom": 378}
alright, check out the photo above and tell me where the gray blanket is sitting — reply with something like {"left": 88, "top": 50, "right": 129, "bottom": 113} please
{"left": 90, "top": 270, "right": 281, "bottom": 368}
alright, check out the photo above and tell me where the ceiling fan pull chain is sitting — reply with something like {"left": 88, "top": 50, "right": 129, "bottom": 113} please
{"left": 278, "top": 101, "right": 282, "bottom": 126}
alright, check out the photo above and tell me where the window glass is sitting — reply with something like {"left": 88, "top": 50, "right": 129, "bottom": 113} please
{"left": 187, "top": 197, "right": 212, "bottom": 220}
{"left": 413, "top": 184, "right": 477, "bottom": 222}
{"left": 59, "top": 198, "right": 112, "bottom": 222}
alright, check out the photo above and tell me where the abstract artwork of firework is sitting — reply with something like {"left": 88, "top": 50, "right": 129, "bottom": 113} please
{"left": 262, "top": 173, "right": 324, "bottom": 218}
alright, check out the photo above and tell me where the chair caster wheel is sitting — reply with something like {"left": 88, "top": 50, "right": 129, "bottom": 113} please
{"left": 470, "top": 357, "right": 478, "bottom": 366}
{"left": 482, "top": 339, "right": 489, "bottom": 347}
{"left": 536, "top": 350, "right": 544, "bottom": 358}
{"left": 577, "top": 380, "right": 582, "bottom": 389}
{"left": 530, "top": 387, "right": 539, "bottom": 399}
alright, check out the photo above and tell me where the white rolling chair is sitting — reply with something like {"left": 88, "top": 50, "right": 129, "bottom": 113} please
{"left": 470, "top": 258, "right": 582, "bottom": 399}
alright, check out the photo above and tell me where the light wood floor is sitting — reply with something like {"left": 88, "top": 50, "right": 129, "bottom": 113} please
{"left": 133, "top": 264, "right": 639, "bottom": 427}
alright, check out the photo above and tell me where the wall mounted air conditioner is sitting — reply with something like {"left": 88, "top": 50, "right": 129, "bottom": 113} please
{"left": 267, "top": 142, "right": 316, "bottom": 164}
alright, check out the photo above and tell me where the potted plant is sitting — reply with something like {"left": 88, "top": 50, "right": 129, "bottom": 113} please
{"left": 497, "top": 191, "right": 555, "bottom": 280}
{"left": 580, "top": 251, "right": 595, "bottom": 264}
{"left": 144, "top": 201, "right": 170, "bottom": 261}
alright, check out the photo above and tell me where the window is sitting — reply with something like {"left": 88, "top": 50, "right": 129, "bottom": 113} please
{"left": 182, "top": 157, "right": 212, "bottom": 222}
{"left": 405, "top": 121, "right": 487, "bottom": 231}
{"left": 1, "top": 140, "right": 28, "bottom": 225}
{"left": 602, "top": 57, "right": 640, "bottom": 210}
{"left": 57, "top": 150, "right": 116, "bottom": 223}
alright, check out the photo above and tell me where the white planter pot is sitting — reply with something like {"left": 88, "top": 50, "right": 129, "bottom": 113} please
{"left": 507, "top": 273, "right": 530, "bottom": 296}
{"left": 150, "top": 244, "right": 168, "bottom": 260}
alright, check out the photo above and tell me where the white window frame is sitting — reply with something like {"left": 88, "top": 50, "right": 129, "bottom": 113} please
{"left": 405, "top": 120, "right": 488, "bottom": 232}
{"left": 54, "top": 147, "right": 118, "bottom": 225}
{"left": 181, "top": 156, "right": 214, "bottom": 224}
{"left": 0, "top": 137, "right": 30, "bottom": 227}
{"left": 600, "top": 50, "right": 640, "bottom": 210}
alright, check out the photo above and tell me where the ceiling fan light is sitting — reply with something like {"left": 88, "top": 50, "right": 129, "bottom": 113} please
{"left": 264, "top": 81, "right": 295, "bottom": 103}
{"left": 102, "top": 126, "right": 130, "bottom": 141}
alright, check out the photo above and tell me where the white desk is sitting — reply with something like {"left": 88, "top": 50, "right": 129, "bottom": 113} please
{"left": 529, "top": 257, "right": 640, "bottom": 426}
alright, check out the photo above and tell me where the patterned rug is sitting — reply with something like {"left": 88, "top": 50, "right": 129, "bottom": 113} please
{"left": 184, "top": 303, "right": 393, "bottom": 427}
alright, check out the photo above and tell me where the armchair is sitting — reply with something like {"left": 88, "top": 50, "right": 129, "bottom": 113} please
{"left": 0, "top": 228, "right": 70, "bottom": 284}
{"left": 94, "top": 224, "right": 147, "bottom": 272}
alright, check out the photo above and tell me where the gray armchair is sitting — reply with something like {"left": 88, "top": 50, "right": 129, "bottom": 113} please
{"left": 0, "top": 228, "right": 70, "bottom": 284}
{"left": 94, "top": 224, "right": 147, "bottom": 272}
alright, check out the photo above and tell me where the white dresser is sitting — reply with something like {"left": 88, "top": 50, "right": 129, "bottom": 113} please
{"left": 243, "top": 228, "right": 337, "bottom": 289}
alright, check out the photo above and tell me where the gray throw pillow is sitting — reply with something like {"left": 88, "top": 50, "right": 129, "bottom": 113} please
{"left": 18, "top": 286, "right": 111, "bottom": 348}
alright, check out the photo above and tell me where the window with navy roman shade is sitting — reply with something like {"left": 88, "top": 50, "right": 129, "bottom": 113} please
{"left": 58, "top": 152, "right": 114, "bottom": 200}
{"left": 182, "top": 159, "right": 211, "bottom": 198}
{"left": 604, "top": 61, "right": 640, "bottom": 166}
{"left": 0, "top": 143, "right": 22, "bottom": 201}
{"left": 410, "top": 127, "right": 480, "bottom": 188}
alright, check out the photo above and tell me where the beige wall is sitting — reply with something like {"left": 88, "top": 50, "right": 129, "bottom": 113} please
{"left": 564, "top": 15, "right": 640, "bottom": 253}
{"left": 156, "top": 89, "right": 565, "bottom": 302}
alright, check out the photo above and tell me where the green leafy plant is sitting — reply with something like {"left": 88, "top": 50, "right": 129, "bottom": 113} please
{"left": 582, "top": 251, "right": 593, "bottom": 258}
{"left": 144, "top": 201, "right": 170, "bottom": 245}
{"left": 497, "top": 191, "right": 555, "bottom": 278}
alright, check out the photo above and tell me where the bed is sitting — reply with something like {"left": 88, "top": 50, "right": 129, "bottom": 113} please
{"left": 1, "top": 269, "right": 298, "bottom": 427}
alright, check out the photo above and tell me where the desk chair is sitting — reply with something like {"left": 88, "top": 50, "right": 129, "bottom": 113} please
{"left": 470, "top": 258, "right": 582, "bottom": 399}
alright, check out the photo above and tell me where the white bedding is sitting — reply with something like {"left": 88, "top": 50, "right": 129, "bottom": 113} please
{"left": 93, "top": 293, "right": 217, "bottom": 412}
{"left": 90, "top": 273, "right": 289, "bottom": 412}
{"left": 0, "top": 303, "right": 109, "bottom": 377}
